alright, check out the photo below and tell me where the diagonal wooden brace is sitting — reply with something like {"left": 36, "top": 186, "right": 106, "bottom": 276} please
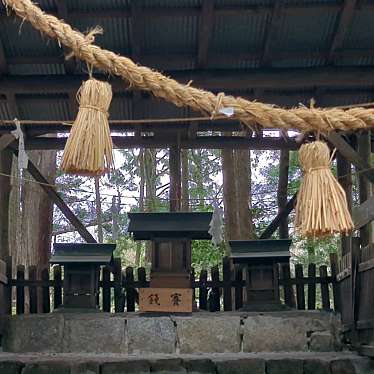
{"left": 328, "top": 132, "right": 374, "bottom": 184}
{"left": 11, "top": 147, "right": 97, "bottom": 243}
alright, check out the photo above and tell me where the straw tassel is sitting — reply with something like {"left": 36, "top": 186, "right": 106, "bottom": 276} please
{"left": 61, "top": 78, "right": 113, "bottom": 176}
{"left": 295, "top": 141, "right": 354, "bottom": 237}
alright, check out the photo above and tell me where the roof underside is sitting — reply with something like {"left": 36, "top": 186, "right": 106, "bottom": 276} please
{"left": 1, "top": 0, "right": 374, "bottom": 124}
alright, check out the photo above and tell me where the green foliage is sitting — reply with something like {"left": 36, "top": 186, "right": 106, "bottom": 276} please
{"left": 191, "top": 240, "right": 225, "bottom": 273}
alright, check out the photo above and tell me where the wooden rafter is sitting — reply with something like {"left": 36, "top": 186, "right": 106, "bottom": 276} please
{"left": 1, "top": 67, "right": 374, "bottom": 93}
{"left": 55, "top": 0, "right": 76, "bottom": 74}
{"left": 0, "top": 37, "right": 7, "bottom": 75}
{"left": 19, "top": 135, "right": 299, "bottom": 151}
{"left": 328, "top": 0, "right": 357, "bottom": 64}
{"left": 7, "top": 49, "right": 374, "bottom": 69}
{"left": 197, "top": 0, "right": 214, "bottom": 68}
{"left": 261, "top": 0, "right": 286, "bottom": 66}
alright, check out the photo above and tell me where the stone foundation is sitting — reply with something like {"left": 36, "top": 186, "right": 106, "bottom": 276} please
{"left": 1, "top": 311, "right": 341, "bottom": 354}
{"left": 0, "top": 352, "right": 373, "bottom": 374}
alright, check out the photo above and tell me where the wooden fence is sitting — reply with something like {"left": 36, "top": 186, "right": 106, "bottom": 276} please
{"left": 0, "top": 256, "right": 338, "bottom": 315}
{"left": 336, "top": 239, "right": 374, "bottom": 355}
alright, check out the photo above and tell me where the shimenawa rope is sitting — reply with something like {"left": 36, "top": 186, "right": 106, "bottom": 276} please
{"left": 3, "top": 0, "right": 374, "bottom": 133}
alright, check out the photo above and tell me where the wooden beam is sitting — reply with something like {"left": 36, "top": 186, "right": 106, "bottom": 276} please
{"left": 260, "top": 193, "right": 297, "bottom": 239}
{"left": 328, "top": 132, "right": 374, "bottom": 184}
{"left": 10, "top": 148, "right": 97, "bottom": 243}
{"left": 55, "top": 0, "right": 76, "bottom": 74}
{"left": 352, "top": 196, "right": 374, "bottom": 229}
{"left": 261, "top": 0, "right": 286, "bottom": 66}
{"left": 197, "top": 0, "right": 214, "bottom": 68}
{"left": 22, "top": 135, "right": 299, "bottom": 151}
{"left": 1, "top": 67, "right": 374, "bottom": 94}
{"left": 0, "top": 37, "right": 7, "bottom": 75}
{"left": 0, "top": 134, "right": 15, "bottom": 152}
{"left": 357, "top": 131, "right": 372, "bottom": 246}
{"left": 328, "top": 0, "right": 357, "bottom": 64}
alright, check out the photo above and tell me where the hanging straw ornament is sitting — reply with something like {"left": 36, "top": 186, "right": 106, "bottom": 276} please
{"left": 61, "top": 78, "right": 113, "bottom": 176}
{"left": 295, "top": 140, "right": 354, "bottom": 238}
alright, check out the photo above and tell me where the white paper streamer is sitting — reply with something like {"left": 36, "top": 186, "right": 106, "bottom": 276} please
{"left": 218, "top": 107, "right": 234, "bottom": 117}
{"left": 11, "top": 119, "right": 28, "bottom": 170}
{"left": 208, "top": 203, "right": 224, "bottom": 246}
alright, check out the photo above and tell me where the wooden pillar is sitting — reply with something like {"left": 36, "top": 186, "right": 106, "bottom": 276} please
{"left": 169, "top": 145, "right": 181, "bottom": 212}
{"left": 337, "top": 151, "right": 352, "bottom": 255}
{"left": 357, "top": 131, "right": 372, "bottom": 247}
{"left": 277, "top": 149, "right": 289, "bottom": 239}
{"left": 0, "top": 149, "right": 12, "bottom": 260}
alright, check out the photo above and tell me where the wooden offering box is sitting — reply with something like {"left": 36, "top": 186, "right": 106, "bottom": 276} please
{"left": 50, "top": 243, "right": 115, "bottom": 311}
{"left": 229, "top": 239, "right": 291, "bottom": 311}
{"left": 128, "top": 212, "right": 212, "bottom": 289}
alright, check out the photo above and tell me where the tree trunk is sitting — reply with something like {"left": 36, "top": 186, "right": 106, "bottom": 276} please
{"left": 277, "top": 149, "right": 289, "bottom": 239}
{"left": 135, "top": 149, "right": 145, "bottom": 266}
{"left": 0, "top": 149, "right": 12, "bottom": 261}
{"left": 222, "top": 146, "right": 239, "bottom": 250}
{"left": 94, "top": 176, "right": 103, "bottom": 244}
{"left": 181, "top": 149, "right": 189, "bottom": 211}
{"left": 144, "top": 149, "right": 157, "bottom": 263}
{"left": 234, "top": 148, "right": 254, "bottom": 240}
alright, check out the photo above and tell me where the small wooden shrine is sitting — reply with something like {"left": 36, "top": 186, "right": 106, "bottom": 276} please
{"left": 230, "top": 239, "right": 291, "bottom": 311}
{"left": 50, "top": 243, "right": 115, "bottom": 311}
{"left": 128, "top": 212, "right": 212, "bottom": 288}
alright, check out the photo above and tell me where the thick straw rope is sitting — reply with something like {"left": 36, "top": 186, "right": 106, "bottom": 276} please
{"left": 3, "top": 0, "right": 374, "bottom": 133}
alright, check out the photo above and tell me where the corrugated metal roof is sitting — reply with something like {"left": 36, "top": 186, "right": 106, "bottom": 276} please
{"left": 1, "top": 18, "right": 61, "bottom": 58}
{"left": 69, "top": 16, "right": 131, "bottom": 55}
{"left": 8, "top": 64, "right": 65, "bottom": 75}
{"left": 343, "top": 8, "right": 374, "bottom": 50}
{"left": 143, "top": 15, "right": 198, "bottom": 54}
{"left": 17, "top": 94, "right": 71, "bottom": 120}
{"left": 273, "top": 7, "right": 338, "bottom": 51}
{"left": 66, "top": 0, "right": 130, "bottom": 11}
{"left": 211, "top": 11, "right": 270, "bottom": 53}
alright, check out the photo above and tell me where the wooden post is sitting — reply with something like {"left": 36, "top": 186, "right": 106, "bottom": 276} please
{"left": 357, "top": 131, "right": 372, "bottom": 247}
{"left": 53, "top": 265, "right": 62, "bottom": 310}
{"left": 295, "top": 264, "right": 305, "bottom": 310}
{"left": 277, "top": 149, "right": 289, "bottom": 238}
{"left": 28, "top": 265, "right": 38, "bottom": 314}
{"left": 199, "top": 269, "right": 208, "bottom": 310}
{"left": 337, "top": 151, "right": 352, "bottom": 255}
{"left": 351, "top": 237, "right": 361, "bottom": 343}
{"left": 234, "top": 265, "right": 243, "bottom": 310}
{"left": 211, "top": 265, "right": 220, "bottom": 311}
{"left": 113, "top": 258, "right": 124, "bottom": 313}
{"left": 0, "top": 149, "right": 12, "bottom": 261}
{"left": 169, "top": 145, "right": 181, "bottom": 212}
{"left": 0, "top": 259, "right": 7, "bottom": 316}
{"left": 281, "top": 263, "right": 296, "bottom": 308}
{"left": 319, "top": 265, "right": 331, "bottom": 311}
{"left": 41, "top": 267, "right": 50, "bottom": 313}
{"left": 102, "top": 266, "right": 111, "bottom": 312}
{"left": 330, "top": 252, "right": 341, "bottom": 313}
{"left": 307, "top": 263, "right": 316, "bottom": 310}
{"left": 16, "top": 265, "right": 25, "bottom": 315}
{"left": 222, "top": 256, "right": 232, "bottom": 311}
{"left": 125, "top": 267, "right": 135, "bottom": 312}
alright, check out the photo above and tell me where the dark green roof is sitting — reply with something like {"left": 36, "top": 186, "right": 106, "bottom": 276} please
{"left": 50, "top": 243, "right": 115, "bottom": 265}
{"left": 127, "top": 212, "right": 213, "bottom": 240}
{"left": 229, "top": 239, "right": 291, "bottom": 259}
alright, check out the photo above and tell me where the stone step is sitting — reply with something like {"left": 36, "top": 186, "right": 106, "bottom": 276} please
{"left": 0, "top": 352, "right": 373, "bottom": 374}
{"left": 1, "top": 311, "right": 342, "bottom": 354}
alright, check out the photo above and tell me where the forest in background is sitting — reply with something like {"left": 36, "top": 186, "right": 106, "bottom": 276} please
{"left": 5, "top": 134, "right": 361, "bottom": 274}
